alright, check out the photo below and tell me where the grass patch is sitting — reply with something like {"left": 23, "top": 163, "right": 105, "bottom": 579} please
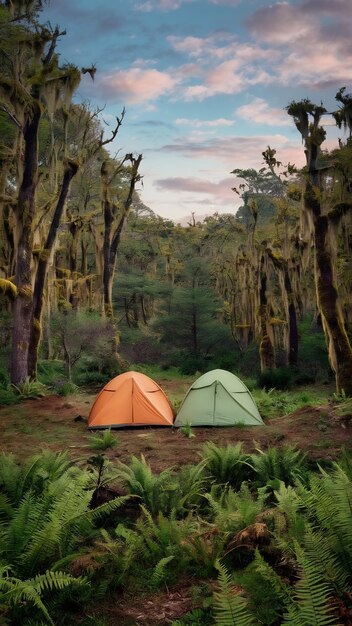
{"left": 253, "top": 387, "right": 329, "bottom": 419}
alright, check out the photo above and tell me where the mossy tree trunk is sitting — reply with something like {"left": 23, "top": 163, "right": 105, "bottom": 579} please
{"left": 101, "top": 154, "right": 142, "bottom": 319}
{"left": 27, "top": 159, "right": 79, "bottom": 379}
{"left": 287, "top": 100, "right": 352, "bottom": 395}
{"left": 11, "top": 104, "right": 41, "bottom": 384}
{"left": 258, "top": 253, "right": 275, "bottom": 371}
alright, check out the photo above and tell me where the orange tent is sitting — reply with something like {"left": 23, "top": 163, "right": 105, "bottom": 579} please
{"left": 88, "top": 371, "right": 174, "bottom": 428}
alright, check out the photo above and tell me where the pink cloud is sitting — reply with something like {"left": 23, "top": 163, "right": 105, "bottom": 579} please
{"left": 245, "top": 0, "right": 352, "bottom": 89}
{"left": 158, "top": 133, "right": 308, "bottom": 170}
{"left": 98, "top": 68, "right": 177, "bottom": 104}
{"left": 236, "top": 98, "right": 290, "bottom": 126}
{"left": 168, "top": 35, "right": 276, "bottom": 100}
{"left": 246, "top": 3, "right": 315, "bottom": 45}
{"left": 155, "top": 176, "right": 236, "bottom": 204}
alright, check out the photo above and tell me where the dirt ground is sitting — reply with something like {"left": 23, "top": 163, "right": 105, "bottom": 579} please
{"left": 0, "top": 387, "right": 351, "bottom": 469}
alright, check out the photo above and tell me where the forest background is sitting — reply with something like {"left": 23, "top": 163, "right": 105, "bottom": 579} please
{"left": 0, "top": 0, "right": 352, "bottom": 399}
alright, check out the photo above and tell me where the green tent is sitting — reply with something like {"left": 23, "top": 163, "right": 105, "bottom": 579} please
{"left": 174, "top": 369, "right": 263, "bottom": 427}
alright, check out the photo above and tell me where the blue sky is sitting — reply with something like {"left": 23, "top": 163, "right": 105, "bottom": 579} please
{"left": 42, "top": 0, "right": 352, "bottom": 220}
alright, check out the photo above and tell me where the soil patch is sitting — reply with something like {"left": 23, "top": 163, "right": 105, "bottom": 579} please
{"left": 0, "top": 393, "right": 350, "bottom": 467}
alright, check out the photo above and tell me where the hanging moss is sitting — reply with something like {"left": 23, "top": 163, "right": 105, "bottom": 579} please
{"left": 269, "top": 317, "right": 286, "bottom": 326}
{"left": 31, "top": 317, "right": 41, "bottom": 340}
{"left": 0, "top": 278, "right": 17, "bottom": 299}
{"left": 57, "top": 299, "right": 71, "bottom": 312}
{"left": 17, "top": 286, "right": 32, "bottom": 300}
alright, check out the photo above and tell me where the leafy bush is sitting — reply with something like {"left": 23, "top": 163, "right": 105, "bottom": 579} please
{"left": 73, "top": 369, "right": 111, "bottom": 388}
{"left": 37, "top": 360, "right": 66, "bottom": 386}
{"left": 12, "top": 377, "right": 48, "bottom": 399}
{"left": 254, "top": 389, "right": 298, "bottom": 419}
{"left": 50, "top": 380, "right": 79, "bottom": 396}
{"left": 116, "top": 454, "right": 176, "bottom": 516}
{"left": 0, "top": 365, "right": 10, "bottom": 388}
{"left": 0, "top": 387, "right": 18, "bottom": 405}
{"left": 205, "top": 483, "right": 267, "bottom": 534}
{"left": 258, "top": 367, "right": 293, "bottom": 390}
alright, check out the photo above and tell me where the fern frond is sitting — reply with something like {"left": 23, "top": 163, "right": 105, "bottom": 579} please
{"left": 0, "top": 567, "right": 84, "bottom": 626}
{"left": 282, "top": 542, "right": 339, "bottom": 626}
{"left": 214, "top": 560, "right": 255, "bottom": 626}
{"left": 150, "top": 555, "right": 174, "bottom": 588}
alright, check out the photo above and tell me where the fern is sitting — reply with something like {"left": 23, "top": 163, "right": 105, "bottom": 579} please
{"left": 116, "top": 454, "right": 176, "bottom": 515}
{"left": 150, "top": 555, "right": 174, "bottom": 588}
{"left": 282, "top": 542, "right": 339, "bottom": 626}
{"left": 214, "top": 560, "right": 255, "bottom": 626}
{"left": 252, "top": 446, "right": 307, "bottom": 489}
{"left": 253, "top": 549, "right": 292, "bottom": 604}
{"left": 302, "top": 467, "right": 352, "bottom": 574}
{"left": 89, "top": 428, "right": 119, "bottom": 450}
{"left": 201, "top": 442, "right": 254, "bottom": 489}
{"left": 0, "top": 565, "right": 85, "bottom": 625}
{"left": 205, "top": 483, "right": 267, "bottom": 534}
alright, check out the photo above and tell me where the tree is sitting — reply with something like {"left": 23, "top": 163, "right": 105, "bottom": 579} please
{"left": 100, "top": 151, "right": 143, "bottom": 318}
{"left": 0, "top": 1, "right": 81, "bottom": 383}
{"left": 287, "top": 97, "right": 352, "bottom": 395}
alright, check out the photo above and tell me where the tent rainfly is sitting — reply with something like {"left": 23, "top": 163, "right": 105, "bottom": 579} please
{"left": 174, "top": 369, "right": 263, "bottom": 427}
{"left": 88, "top": 371, "right": 174, "bottom": 429}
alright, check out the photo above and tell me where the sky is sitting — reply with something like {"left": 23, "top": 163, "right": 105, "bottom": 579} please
{"left": 42, "top": 0, "right": 352, "bottom": 221}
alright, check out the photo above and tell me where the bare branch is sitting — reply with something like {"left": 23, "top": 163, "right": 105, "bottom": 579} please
{"left": 43, "top": 25, "right": 66, "bottom": 66}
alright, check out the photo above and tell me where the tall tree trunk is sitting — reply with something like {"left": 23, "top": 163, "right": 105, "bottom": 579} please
{"left": 259, "top": 256, "right": 275, "bottom": 371}
{"left": 283, "top": 268, "right": 298, "bottom": 366}
{"left": 11, "top": 106, "right": 41, "bottom": 384}
{"left": 27, "top": 159, "right": 79, "bottom": 379}
{"left": 101, "top": 155, "right": 142, "bottom": 318}
{"left": 287, "top": 101, "right": 352, "bottom": 395}
{"left": 304, "top": 154, "right": 352, "bottom": 395}
{"left": 312, "top": 204, "right": 352, "bottom": 395}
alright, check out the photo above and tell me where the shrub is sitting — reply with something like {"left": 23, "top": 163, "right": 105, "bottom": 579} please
{"left": 0, "top": 365, "right": 10, "bottom": 388}
{"left": 37, "top": 360, "right": 66, "bottom": 386}
{"left": 54, "top": 381, "right": 79, "bottom": 396}
{"left": 12, "top": 377, "right": 48, "bottom": 399}
{"left": 257, "top": 367, "right": 293, "bottom": 390}
{"left": 0, "top": 387, "right": 18, "bottom": 405}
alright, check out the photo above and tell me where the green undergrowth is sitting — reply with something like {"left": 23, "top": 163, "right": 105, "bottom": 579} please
{"left": 253, "top": 387, "right": 329, "bottom": 419}
{"left": 0, "top": 443, "right": 352, "bottom": 626}
{"left": 0, "top": 445, "right": 351, "bottom": 625}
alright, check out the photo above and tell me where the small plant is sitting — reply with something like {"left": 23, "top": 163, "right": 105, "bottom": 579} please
{"left": 180, "top": 421, "right": 196, "bottom": 438}
{"left": 11, "top": 377, "right": 48, "bottom": 399}
{"left": 0, "top": 387, "right": 18, "bottom": 405}
{"left": 89, "top": 429, "right": 119, "bottom": 450}
{"left": 54, "top": 380, "right": 79, "bottom": 396}
{"left": 332, "top": 389, "right": 347, "bottom": 403}
{"left": 251, "top": 445, "right": 308, "bottom": 490}
{"left": 201, "top": 442, "right": 254, "bottom": 489}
